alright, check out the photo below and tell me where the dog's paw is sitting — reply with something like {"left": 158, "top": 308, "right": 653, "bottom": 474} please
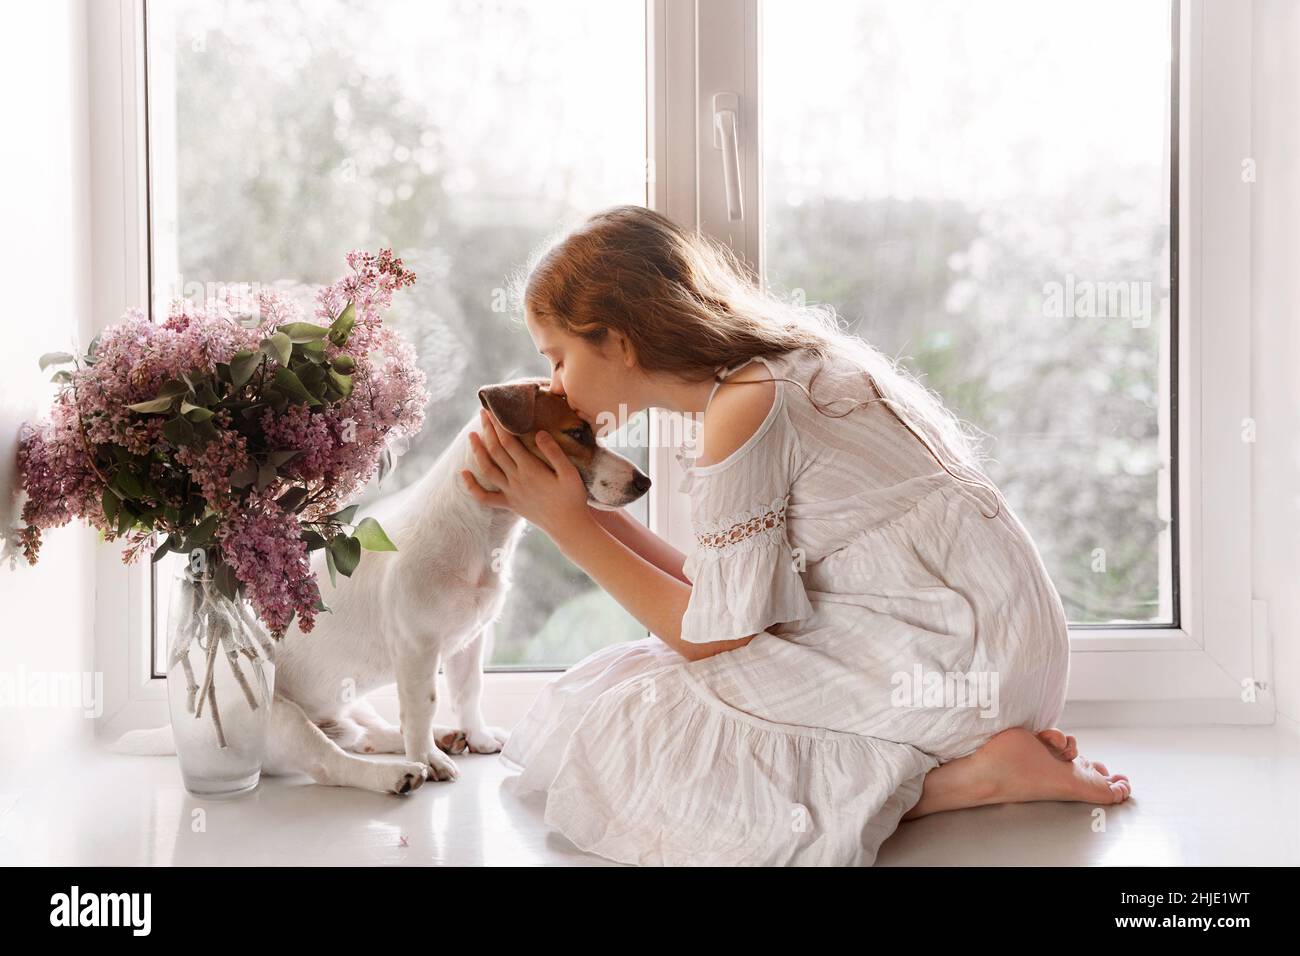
{"left": 420, "top": 748, "right": 460, "bottom": 782}
{"left": 387, "top": 761, "right": 428, "bottom": 796}
{"left": 434, "top": 728, "right": 469, "bottom": 755}
{"left": 464, "top": 725, "right": 510, "bottom": 754}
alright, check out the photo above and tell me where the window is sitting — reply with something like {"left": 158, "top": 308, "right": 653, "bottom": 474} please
{"left": 144, "top": 0, "right": 649, "bottom": 674}
{"left": 93, "top": 0, "right": 1255, "bottom": 729}
{"left": 762, "top": 0, "right": 1177, "bottom": 627}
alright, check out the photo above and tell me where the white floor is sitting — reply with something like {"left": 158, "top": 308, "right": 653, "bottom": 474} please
{"left": 2, "top": 724, "right": 1297, "bottom": 866}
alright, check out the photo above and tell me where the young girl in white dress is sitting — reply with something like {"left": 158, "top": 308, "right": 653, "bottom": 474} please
{"left": 461, "top": 205, "right": 1131, "bottom": 866}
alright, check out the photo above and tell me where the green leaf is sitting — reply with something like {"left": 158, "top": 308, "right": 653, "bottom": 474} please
{"left": 128, "top": 395, "right": 178, "bottom": 414}
{"left": 277, "top": 486, "right": 309, "bottom": 512}
{"left": 101, "top": 488, "right": 121, "bottom": 522}
{"left": 162, "top": 416, "right": 196, "bottom": 447}
{"left": 331, "top": 353, "right": 356, "bottom": 374}
{"left": 116, "top": 506, "right": 135, "bottom": 536}
{"left": 256, "top": 463, "right": 278, "bottom": 492}
{"left": 50, "top": 370, "right": 73, "bottom": 385}
{"left": 353, "top": 517, "right": 397, "bottom": 552}
{"left": 180, "top": 402, "right": 215, "bottom": 422}
{"left": 297, "top": 363, "right": 328, "bottom": 398}
{"left": 327, "top": 534, "right": 361, "bottom": 578}
{"left": 328, "top": 368, "right": 353, "bottom": 398}
{"left": 111, "top": 470, "right": 144, "bottom": 499}
{"left": 214, "top": 561, "right": 238, "bottom": 602}
{"left": 324, "top": 541, "right": 338, "bottom": 587}
{"left": 230, "top": 462, "right": 257, "bottom": 489}
{"left": 185, "top": 514, "right": 220, "bottom": 550}
{"left": 39, "top": 351, "right": 76, "bottom": 371}
{"left": 331, "top": 504, "right": 359, "bottom": 526}
{"left": 193, "top": 418, "right": 219, "bottom": 445}
{"left": 126, "top": 379, "right": 188, "bottom": 415}
{"left": 329, "top": 302, "right": 356, "bottom": 346}
{"left": 301, "top": 529, "right": 327, "bottom": 551}
{"left": 273, "top": 367, "right": 322, "bottom": 407}
{"left": 229, "top": 350, "right": 261, "bottom": 389}
{"left": 152, "top": 533, "right": 180, "bottom": 564}
{"left": 279, "top": 322, "right": 329, "bottom": 343}
{"left": 261, "top": 332, "right": 292, "bottom": 366}
{"left": 194, "top": 381, "right": 220, "bottom": 405}
{"left": 266, "top": 450, "right": 300, "bottom": 467}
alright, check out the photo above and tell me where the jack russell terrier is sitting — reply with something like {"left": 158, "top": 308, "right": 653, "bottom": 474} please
{"left": 114, "top": 377, "right": 651, "bottom": 794}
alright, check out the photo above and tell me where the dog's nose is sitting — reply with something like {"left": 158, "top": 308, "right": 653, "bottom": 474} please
{"left": 632, "top": 471, "right": 652, "bottom": 494}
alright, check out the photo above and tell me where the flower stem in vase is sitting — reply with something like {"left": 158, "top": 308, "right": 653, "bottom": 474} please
{"left": 207, "top": 674, "right": 227, "bottom": 749}
{"left": 168, "top": 576, "right": 201, "bottom": 713}
{"left": 220, "top": 626, "right": 260, "bottom": 711}
{"left": 191, "top": 593, "right": 229, "bottom": 748}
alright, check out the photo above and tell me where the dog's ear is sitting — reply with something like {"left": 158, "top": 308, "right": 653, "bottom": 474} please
{"left": 477, "top": 382, "right": 539, "bottom": 436}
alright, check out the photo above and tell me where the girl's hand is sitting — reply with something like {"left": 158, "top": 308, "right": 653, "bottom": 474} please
{"left": 462, "top": 407, "right": 592, "bottom": 538}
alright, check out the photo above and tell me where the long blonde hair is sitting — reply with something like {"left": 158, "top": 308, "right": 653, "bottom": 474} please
{"left": 510, "top": 204, "right": 1003, "bottom": 518}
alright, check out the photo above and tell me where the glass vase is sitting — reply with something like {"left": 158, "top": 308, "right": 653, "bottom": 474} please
{"left": 165, "top": 559, "right": 276, "bottom": 797}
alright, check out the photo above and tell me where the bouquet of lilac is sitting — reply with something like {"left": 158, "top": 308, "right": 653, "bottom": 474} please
{"left": 17, "top": 249, "right": 429, "bottom": 640}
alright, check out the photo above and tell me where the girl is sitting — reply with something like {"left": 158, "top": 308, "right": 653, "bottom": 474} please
{"left": 461, "top": 205, "right": 1131, "bottom": 866}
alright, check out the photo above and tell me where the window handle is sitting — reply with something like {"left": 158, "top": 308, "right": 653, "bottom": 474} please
{"left": 712, "top": 92, "right": 743, "bottom": 221}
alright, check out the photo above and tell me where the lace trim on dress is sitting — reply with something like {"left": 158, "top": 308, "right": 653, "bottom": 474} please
{"left": 693, "top": 495, "right": 790, "bottom": 550}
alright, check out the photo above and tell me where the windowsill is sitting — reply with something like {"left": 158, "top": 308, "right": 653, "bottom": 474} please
{"left": 2, "top": 723, "right": 1297, "bottom": 866}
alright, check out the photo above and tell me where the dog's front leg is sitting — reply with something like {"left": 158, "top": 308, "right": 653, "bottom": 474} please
{"left": 396, "top": 650, "right": 459, "bottom": 782}
{"left": 445, "top": 629, "right": 510, "bottom": 754}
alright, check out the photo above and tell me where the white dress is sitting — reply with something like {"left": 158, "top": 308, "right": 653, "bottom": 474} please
{"left": 499, "top": 346, "right": 1070, "bottom": 866}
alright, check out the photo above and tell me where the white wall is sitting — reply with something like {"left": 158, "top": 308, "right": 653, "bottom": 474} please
{"left": 0, "top": 0, "right": 98, "bottom": 775}
{"left": 1250, "top": 0, "right": 1300, "bottom": 734}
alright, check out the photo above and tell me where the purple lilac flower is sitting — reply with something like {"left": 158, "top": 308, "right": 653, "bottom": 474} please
{"left": 17, "top": 250, "right": 428, "bottom": 640}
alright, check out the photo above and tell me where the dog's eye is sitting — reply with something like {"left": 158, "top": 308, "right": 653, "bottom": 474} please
{"left": 565, "top": 427, "right": 592, "bottom": 445}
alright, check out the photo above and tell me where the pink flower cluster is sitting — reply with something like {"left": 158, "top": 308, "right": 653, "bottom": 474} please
{"left": 17, "top": 250, "right": 429, "bottom": 639}
{"left": 314, "top": 248, "right": 418, "bottom": 358}
{"left": 174, "top": 418, "right": 253, "bottom": 510}
{"left": 216, "top": 491, "right": 321, "bottom": 639}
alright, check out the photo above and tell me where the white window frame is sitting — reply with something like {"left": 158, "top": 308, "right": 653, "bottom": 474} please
{"left": 91, "top": 0, "right": 1266, "bottom": 741}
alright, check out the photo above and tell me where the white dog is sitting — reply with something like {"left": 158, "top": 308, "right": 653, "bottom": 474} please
{"left": 113, "top": 376, "right": 650, "bottom": 794}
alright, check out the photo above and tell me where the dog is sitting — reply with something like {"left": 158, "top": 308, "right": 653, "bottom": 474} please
{"left": 112, "top": 376, "right": 651, "bottom": 794}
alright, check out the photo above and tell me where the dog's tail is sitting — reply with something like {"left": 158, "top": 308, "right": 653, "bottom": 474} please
{"left": 109, "top": 724, "right": 176, "bottom": 756}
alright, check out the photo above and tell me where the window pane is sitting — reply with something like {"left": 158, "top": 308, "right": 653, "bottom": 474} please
{"left": 762, "top": 0, "right": 1175, "bottom": 625}
{"left": 147, "top": 0, "right": 648, "bottom": 672}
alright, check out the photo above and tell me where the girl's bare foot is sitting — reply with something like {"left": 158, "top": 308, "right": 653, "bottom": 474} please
{"left": 901, "top": 727, "right": 1131, "bottom": 821}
